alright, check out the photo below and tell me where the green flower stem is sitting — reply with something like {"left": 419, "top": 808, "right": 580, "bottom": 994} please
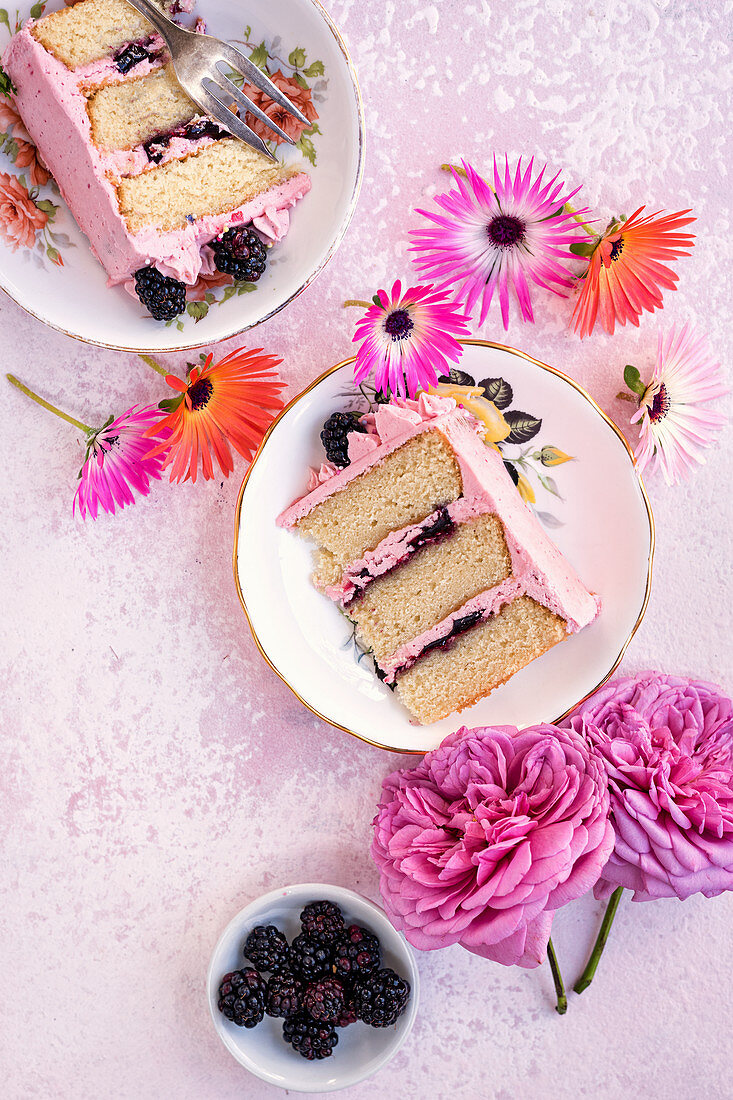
{"left": 616, "top": 392, "right": 638, "bottom": 403}
{"left": 139, "top": 354, "right": 169, "bottom": 377}
{"left": 546, "top": 937, "right": 567, "bottom": 1015}
{"left": 343, "top": 299, "right": 373, "bottom": 309}
{"left": 574, "top": 887, "right": 624, "bottom": 994}
{"left": 439, "top": 162, "right": 596, "bottom": 238}
{"left": 7, "top": 374, "right": 91, "bottom": 433}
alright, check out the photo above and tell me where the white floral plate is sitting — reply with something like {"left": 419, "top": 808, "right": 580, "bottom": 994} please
{"left": 0, "top": 0, "right": 363, "bottom": 350}
{"left": 233, "top": 341, "right": 655, "bottom": 754}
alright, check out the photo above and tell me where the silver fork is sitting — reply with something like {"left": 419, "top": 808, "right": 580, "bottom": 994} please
{"left": 122, "top": 0, "right": 309, "bottom": 161}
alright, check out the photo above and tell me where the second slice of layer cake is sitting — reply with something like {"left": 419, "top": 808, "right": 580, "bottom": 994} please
{"left": 3, "top": 0, "right": 311, "bottom": 286}
{"left": 278, "top": 394, "right": 600, "bottom": 725}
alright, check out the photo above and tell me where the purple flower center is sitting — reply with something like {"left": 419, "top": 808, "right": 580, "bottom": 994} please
{"left": 189, "top": 377, "right": 213, "bottom": 410}
{"left": 487, "top": 214, "right": 525, "bottom": 249}
{"left": 384, "top": 309, "right": 414, "bottom": 341}
{"left": 649, "top": 381, "right": 670, "bottom": 423}
{"left": 609, "top": 237, "right": 624, "bottom": 261}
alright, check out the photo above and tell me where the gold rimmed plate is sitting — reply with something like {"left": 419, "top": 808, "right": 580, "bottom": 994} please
{"left": 0, "top": 0, "right": 364, "bottom": 351}
{"left": 233, "top": 341, "right": 654, "bottom": 754}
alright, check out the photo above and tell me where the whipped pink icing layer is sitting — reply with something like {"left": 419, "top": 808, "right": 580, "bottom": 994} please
{"left": 3, "top": 25, "right": 310, "bottom": 285}
{"left": 278, "top": 394, "right": 600, "bottom": 659}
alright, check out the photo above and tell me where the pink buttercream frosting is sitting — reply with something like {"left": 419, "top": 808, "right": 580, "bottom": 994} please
{"left": 3, "top": 24, "right": 311, "bottom": 285}
{"left": 278, "top": 394, "right": 600, "bottom": 667}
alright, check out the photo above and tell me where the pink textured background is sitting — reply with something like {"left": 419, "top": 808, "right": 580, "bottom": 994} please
{"left": 2, "top": 1, "right": 732, "bottom": 1097}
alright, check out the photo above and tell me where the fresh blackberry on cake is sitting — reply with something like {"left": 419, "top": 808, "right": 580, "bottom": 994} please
{"left": 289, "top": 933, "right": 333, "bottom": 982}
{"left": 353, "top": 967, "right": 410, "bottom": 1027}
{"left": 211, "top": 226, "right": 268, "bottom": 282}
{"left": 300, "top": 899, "right": 346, "bottom": 944}
{"left": 217, "top": 968, "right": 266, "bottom": 1028}
{"left": 320, "top": 414, "right": 367, "bottom": 468}
{"left": 265, "top": 971, "right": 303, "bottom": 1019}
{"left": 243, "top": 924, "right": 290, "bottom": 973}
{"left": 283, "top": 1013, "right": 338, "bottom": 1060}
{"left": 134, "top": 266, "right": 187, "bottom": 321}
{"left": 302, "top": 977, "right": 346, "bottom": 1023}
{"left": 333, "top": 924, "right": 381, "bottom": 981}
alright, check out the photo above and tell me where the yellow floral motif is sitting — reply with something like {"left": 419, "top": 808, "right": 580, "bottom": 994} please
{"left": 516, "top": 470, "right": 536, "bottom": 504}
{"left": 433, "top": 384, "right": 510, "bottom": 442}
{"left": 538, "top": 445, "right": 574, "bottom": 467}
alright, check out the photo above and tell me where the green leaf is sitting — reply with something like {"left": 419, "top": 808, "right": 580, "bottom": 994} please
{"left": 624, "top": 363, "right": 646, "bottom": 397}
{"left": 288, "top": 47, "right": 307, "bottom": 69}
{"left": 292, "top": 71, "right": 309, "bottom": 90}
{"left": 0, "top": 62, "right": 15, "bottom": 97}
{"left": 479, "top": 376, "right": 513, "bottom": 410}
{"left": 303, "top": 59, "right": 325, "bottom": 77}
{"left": 248, "top": 42, "right": 269, "bottom": 71}
{"left": 297, "top": 133, "right": 316, "bottom": 165}
{"left": 221, "top": 284, "right": 238, "bottom": 303}
{"left": 35, "top": 199, "right": 57, "bottom": 215}
{"left": 244, "top": 24, "right": 251, "bottom": 38}
{"left": 158, "top": 395, "right": 183, "bottom": 413}
{"left": 569, "top": 240, "right": 597, "bottom": 257}
{"left": 504, "top": 410, "right": 542, "bottom": 445}
{"left": 186, "top": 301, "right": 209, "bottom": 321}
{"left": 371, "top": 294, "right": 384, "bottom": 308}
{"left": 30, "top": 2, "right": 43, "bottom": 18}
{"left": 236, "top": 281, "right": 257, "bottom": 294}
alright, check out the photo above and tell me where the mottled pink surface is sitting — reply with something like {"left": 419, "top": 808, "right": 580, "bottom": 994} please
{"left": 2, "top": 2, "right": 732, "bottom": 1098}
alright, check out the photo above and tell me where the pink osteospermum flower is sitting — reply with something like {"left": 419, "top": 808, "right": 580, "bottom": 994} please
{"left": 73, "top": 405, "right": 170, "bottom": 520}
{"left": 630, "top": 323, "right": 727, "bottom": 485}
{"left": 352, "top": 280, "right": 472, "bottom": 398}
{"left": 409, "top": 157, "right": 590, "bottom": 329}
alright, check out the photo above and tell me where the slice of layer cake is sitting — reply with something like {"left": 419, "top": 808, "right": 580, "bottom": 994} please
{"left": 3, "top": 0, "right": 311, "bottom": 319}
{"left": 278, "top": 393, "right": 600, "bottom": 725}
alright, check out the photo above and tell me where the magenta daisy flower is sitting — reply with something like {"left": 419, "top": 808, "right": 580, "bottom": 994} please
{"left": 73, "top": 405, "right": 170, "bottom": 519}
{"left": 629, "top": 323, "right": 727, "bottom": 485}
{"left": 352, "top": 280, "right": 472, "bottom": 398}
{"left": 410, "top": 158, "right": 590, "bottom": 329}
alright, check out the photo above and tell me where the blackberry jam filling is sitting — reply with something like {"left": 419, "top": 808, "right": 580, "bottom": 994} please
{"left": 143, "top": 118, "right": 228, "bottom": 163}
{"left": 114, "top": 40, "right": 155, "bottom": 74}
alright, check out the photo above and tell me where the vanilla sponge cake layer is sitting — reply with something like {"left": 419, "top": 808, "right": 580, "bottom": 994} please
{"left": 32, "top": 0, "right": 153, "bottom": 70}
{"left": 117, "top": 138, "right": 296, "bottom": 233}
{"left": 395, "top": 596, "right": 567, "bottom": 725}
{"left": 297, "top": 432, "right": 463, "bottom": 590}
{"left": 351, "top": 513, "right": 511, "bottom": 662}
{"left": 87, "top": 65, "right": 197, "bottom": 151}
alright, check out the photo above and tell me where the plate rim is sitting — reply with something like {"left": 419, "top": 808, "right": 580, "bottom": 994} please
{"left": 232, "top": 338, "right": 656, "bottom": 754}
{"left": 0, "top": 0, "right": 366, "bottom": 353}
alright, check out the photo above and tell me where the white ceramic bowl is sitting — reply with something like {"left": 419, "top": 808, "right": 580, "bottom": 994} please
{"left": 206, "top": 884, "right": 419, "bottom": 1092}
{"left": 0, "top": 0, "right": 364, "bottom": 350}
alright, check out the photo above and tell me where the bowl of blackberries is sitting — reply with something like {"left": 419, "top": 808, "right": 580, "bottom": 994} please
{"left": 207, "top": 883, "right": 419, "bottom": 1091}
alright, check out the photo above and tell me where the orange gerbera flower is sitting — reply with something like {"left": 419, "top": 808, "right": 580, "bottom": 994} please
{"left": 146, "top": 346, "right": 285, "bottom": 483}
{"left": 571, "top": 207, "right": 696, "bottom": 338}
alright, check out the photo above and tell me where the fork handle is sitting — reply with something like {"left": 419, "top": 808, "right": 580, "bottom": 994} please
{"left": 121, "top": 0, "right": 184, "bottom": 46}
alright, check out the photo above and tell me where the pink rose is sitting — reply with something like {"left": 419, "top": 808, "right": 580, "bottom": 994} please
{"left": 242, "top": 69, "right": 318, "bottom": 145}
{"left": 564, "top": 672, "right": 733, "bottom": 902}
{"left": 372, "top": 724, "right": 613, "bottom": 968}
{"left": 0, "top": 171, "right": 47, "bottom": 251}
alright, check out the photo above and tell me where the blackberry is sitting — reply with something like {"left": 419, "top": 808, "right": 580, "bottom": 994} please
{"left": 211, "top": 226, "right": 267, "bottom": 282}
{"left": 217, "top": 968, "right": 266, "bottom": 1028}
{"left": 302, "top": 977, "right": 346, "bottom": 1023}
{"left": 243, "top": 924, "right": 290, "bottom": 972}
{"left": 265, "top": 971, "right": 303, "bottom": 1019}
{"left": 334, "top": 996, "right": 358, "bottom": 1028}
{"left": 133, "top": 266, "right": 187, "bottom": 321}
{"left": 319, "top": 412, "right": 366, "bottom": 468}
{"left": 283, "top": 1013, "right": 338, "bottom": 1060}
{"left": 333, "top": 924, "right": 381, "bottom": 981}
{"left": 289, "top": 933, "right": 333, "bottom": 983}
{"left": 114, "top": 41, "right": 152, "bottom": 74}
{"left": 300, "top": 900, "right": 345, "bottom": 944}
{"left": 353, "top": 967, "right": 410, "bottom": 1027}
